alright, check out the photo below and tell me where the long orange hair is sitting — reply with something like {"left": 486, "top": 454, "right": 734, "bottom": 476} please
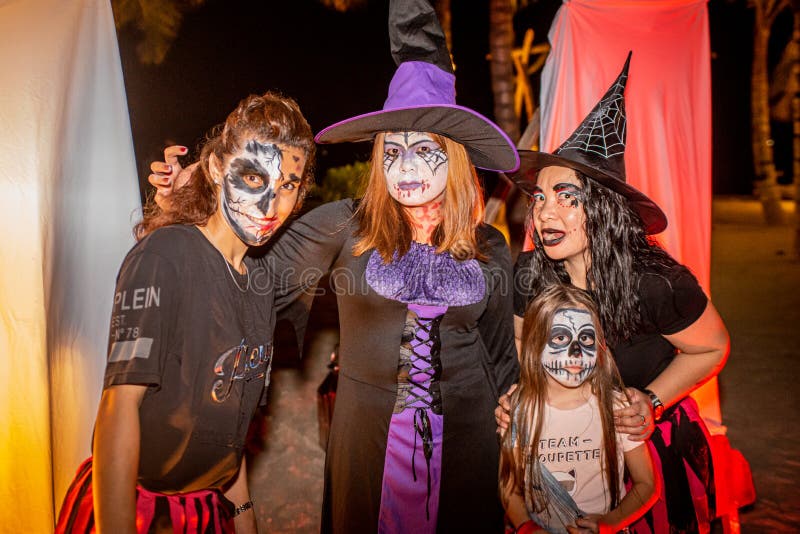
{"left": 352, "top": 132, "right": 486, "bottom": 262}
{"left": 499, "top": 285, "right": 629, "bottom": 516}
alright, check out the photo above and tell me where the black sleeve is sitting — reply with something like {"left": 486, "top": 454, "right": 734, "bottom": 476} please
{"left": 478, "top": 226, "right": 520, "bottom": 396}
{"left": 512, "top": 250, "right": 537, "bottom": 318}
{"left": 640, "top": 265, "right": 708, "bottom": 336}
{"left": 104, "top": 246, "right": 179, "bottom": 389}
{"left": 263, "top": 199, "right": 354, "bottom": 348}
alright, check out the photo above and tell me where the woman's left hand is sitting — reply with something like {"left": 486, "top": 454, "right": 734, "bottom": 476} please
{"left": 614, "top": 387, "right": 654, "bottom": 441}
{"left": 566, "top": 514, "right": 602, "bottom": 533}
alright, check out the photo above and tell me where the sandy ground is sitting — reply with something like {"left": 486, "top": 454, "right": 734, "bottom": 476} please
{"left": 248, "top": 196, "right": 800, "bottom": 533}
{"left": 709, "top": 198, "right": 800, "bottom": 532}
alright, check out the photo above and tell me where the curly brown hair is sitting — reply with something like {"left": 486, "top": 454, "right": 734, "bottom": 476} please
{"left": 135, "top": 91, "right": 315, "bottom": 240}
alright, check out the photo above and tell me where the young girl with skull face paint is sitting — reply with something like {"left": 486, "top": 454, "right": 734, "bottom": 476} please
{"left": 55, "top": 92, "right": 315, "bottom": 534}
{"left": 500, "top": 285, "right": 658, "bottom": 534}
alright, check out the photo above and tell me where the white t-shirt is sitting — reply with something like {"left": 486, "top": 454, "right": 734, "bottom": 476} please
{"left": 537, "top": 393, "right": 641, "bottom": 518}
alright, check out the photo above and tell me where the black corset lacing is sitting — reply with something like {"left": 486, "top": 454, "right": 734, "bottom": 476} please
{"left": 395, "top": 311, "right": 443, "bottom": 521}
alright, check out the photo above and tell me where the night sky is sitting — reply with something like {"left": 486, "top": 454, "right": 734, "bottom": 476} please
{"left": 114, "top": 0, "right": 781, "bottom": 202}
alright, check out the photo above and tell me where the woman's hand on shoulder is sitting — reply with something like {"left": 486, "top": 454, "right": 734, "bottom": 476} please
{"left": 495, "top": 383, "right": 517, "bottom": 436}
{"left": 613, "top": 387, "right": 654, "bottom": 442}
{"left": 148, "top": 145, "right": 197, "bottom": 210}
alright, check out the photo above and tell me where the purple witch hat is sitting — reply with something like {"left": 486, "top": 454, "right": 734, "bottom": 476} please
{"left": 512, "top": 53, "right": 667, "bottom": 235}
{"left": 314, "top": 0, "right": 519, "bottom": 173}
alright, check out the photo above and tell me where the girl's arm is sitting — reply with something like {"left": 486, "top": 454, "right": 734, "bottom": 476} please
{"left": 514, "top": 314, "right": 524, "bottom": 360}
{"left": 93, "top": 384, "right": 147, "bottom": 534}
{"left": 225, "top": 456, "right": 257, "bottom": 534}
{"left": 575, "top": 443, "right": 660, "bottom": 533}
{"left": 500, "top": 476, "right": 547, "bottom": 534}
{"left": 501, "top": 480, "right": 530, "bottom": 529}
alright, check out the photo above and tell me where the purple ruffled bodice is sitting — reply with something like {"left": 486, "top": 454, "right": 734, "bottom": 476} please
{"left": 365, "top": 242, "right": 485, "bottom": 306}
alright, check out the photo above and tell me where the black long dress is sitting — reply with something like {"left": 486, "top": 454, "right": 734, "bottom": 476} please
{"left": 263, "top": 199, "right": 519, "bottom": 533}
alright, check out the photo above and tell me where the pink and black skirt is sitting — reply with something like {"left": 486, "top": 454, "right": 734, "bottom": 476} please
{"left": 55, "top": 457, "right": 235, "bottom": 534}
{"left": 629, "top": 397, "right": 716, "bottom": 534}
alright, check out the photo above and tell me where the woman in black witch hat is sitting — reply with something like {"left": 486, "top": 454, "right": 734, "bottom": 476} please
{"left": 149, "top": 1, "right": 519, "bottom": 532}
{"left": 501, "top": 54, "right": 729, "bottom": 534}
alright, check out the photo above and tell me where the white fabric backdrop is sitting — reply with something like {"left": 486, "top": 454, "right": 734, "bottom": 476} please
{"left": 0, "top": 0, "right": 140, "bottom": 529}
{"left": 539, "top": 0, "right": 721, "bottom": 423}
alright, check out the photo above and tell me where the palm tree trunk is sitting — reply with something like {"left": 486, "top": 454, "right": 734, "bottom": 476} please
{"left": 792, "top": 7, "right": 800, "bottom": 256}
{"left": 488, "top": 0, "right": 519, "bottom": 141}
{"left": 435, "top": 0, "right": 452, "bottom": 56}
{"left": 752, "top": 3, "right": 787, "bottom": 224}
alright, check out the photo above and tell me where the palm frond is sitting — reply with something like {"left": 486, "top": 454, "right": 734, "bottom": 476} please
{"left": 112, "top": 0, "right": 203, "bottom": 65}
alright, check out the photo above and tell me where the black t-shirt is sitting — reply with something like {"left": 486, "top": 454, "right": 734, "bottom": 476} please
{"left": 104, "top": 225, "right": 274, "bottom": 493}
{"left": 513, "top": 250, "right": 707, "bottom": 389}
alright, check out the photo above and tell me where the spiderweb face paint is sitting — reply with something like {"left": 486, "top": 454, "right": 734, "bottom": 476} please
{"left": 383, "top": 131, "right": 448, "bottom": 207}
{"left": 541, "top": 307, "right": 597, "bottom": 388}
{"left": 220, "top": 140, "right": 304, "bottom": 246}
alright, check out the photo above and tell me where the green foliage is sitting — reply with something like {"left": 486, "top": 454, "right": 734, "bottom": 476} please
{"left": 312, "top": 161, "right": 370, "bottom": 202}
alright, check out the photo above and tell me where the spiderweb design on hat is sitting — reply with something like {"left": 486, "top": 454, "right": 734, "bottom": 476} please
{"left": 556, "top": 70, "right": 628, "bottom": 160}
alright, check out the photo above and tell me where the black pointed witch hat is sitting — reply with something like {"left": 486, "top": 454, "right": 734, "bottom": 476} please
{"left": 512, "top": 53, "right": 667, "bottom": 234}
{"left": 314, "top": 0, "right": 519, "bottom": 173}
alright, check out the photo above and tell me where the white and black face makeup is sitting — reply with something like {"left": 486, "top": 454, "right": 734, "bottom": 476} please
{"left": 541, "top": 307, "right": 597, "bottom": 388}
{"left": 218, "top": 140, "right": 303, "bottom": 246}
{"left": 383, "top": 131, "right": 448, "bottom": 206}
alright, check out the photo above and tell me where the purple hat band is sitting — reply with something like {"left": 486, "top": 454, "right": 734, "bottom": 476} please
{"left": 384, "top": 61, "right": 457, "bottom": 108}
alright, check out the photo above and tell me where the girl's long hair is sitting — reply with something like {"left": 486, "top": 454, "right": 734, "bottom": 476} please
{"left": 523, "top": 171, "right": 677, "bottom": 345}
{"left": 134, "top": 91, "right": 315, "bottom": 240}
{"left": 352, "top": 132, "right": 486, "bottom": 262}
{"left": 499, "top": 285, "right": 629, "bottom": 516}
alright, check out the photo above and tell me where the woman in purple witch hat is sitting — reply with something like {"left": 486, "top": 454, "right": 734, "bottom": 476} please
{"left": 498, "top": 54, "right": 730, "bottom": 534}
{"left": 149, "top": 1, "right": 519, "bottom": 532}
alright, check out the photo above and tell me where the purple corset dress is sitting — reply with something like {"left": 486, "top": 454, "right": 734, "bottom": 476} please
{"left": 366, "top": 242, "right": 485, "bottom": 534}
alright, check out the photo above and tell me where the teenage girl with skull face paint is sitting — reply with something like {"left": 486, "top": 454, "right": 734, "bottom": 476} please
{"left": 501, "top": 56, "right": 730, "bottom": 534}
{"left": 55, "top": 92, "right": 315, "bottom": 534}
{"left": 148, "top": 2, "right": 519, "bottom": 532}
{"left": 500, "top": 285, "right": 658, "bottom": 534}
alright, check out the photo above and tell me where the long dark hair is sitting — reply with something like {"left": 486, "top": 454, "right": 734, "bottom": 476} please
{"left": 523, "top": 171, "right": 677, "bottom": 344}
{"left": 135, "top": 91, "right": 316, "bottom": 240}
{"left": 499, "top": 285, "right": 629, "bottom": 516}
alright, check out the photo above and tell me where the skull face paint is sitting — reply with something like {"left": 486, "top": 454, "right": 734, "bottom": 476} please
{"left": 218, "top": 140, "right": 305, "bottom": 246}
{"left": 383, "top": 131, "right": 448, "bottom": 206}
{"left": 541, "top": 307, "right": 597, "bottom": 388}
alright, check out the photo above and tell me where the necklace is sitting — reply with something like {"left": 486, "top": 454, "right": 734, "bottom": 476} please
{"left": 221, "top": 252, "right": 250, "bottom": 293}
{"left": 197, "top": 225, "right": 250, "bottom": 293}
